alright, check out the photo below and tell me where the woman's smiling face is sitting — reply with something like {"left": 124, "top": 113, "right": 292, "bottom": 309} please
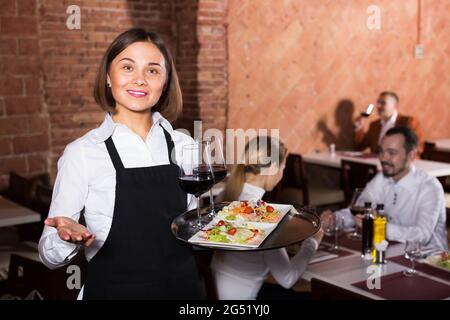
{"left": 107, "top": 41, "right": 167, "bottom": 114}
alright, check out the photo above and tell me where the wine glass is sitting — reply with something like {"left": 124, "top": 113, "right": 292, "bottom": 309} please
{"left": 204, "top": 137, "right": 227, "bottom": 220}
{"left": 178, "top": 141, "right": 215, "bottom": 230}
{"left": 403, "top": 240, "right": 422, "bottom": 277}
{"left": 347, "top": 188, "right": 364, "bottom": 240}
{"left": 323, "top": 212, "right": 344, "bottom": 253}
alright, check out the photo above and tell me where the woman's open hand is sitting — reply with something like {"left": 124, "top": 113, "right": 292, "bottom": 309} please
{"left": 45, "top": 217, "right": 96, "bottom": 247}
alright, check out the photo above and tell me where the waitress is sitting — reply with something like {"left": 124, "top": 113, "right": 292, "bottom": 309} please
{"left": 38, "top": 28, "right": 202, "bottom": 299}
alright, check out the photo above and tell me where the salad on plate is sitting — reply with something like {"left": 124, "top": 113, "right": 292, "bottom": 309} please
{"left": 217, "top": 200, "right": 290, "bottom": 223}
{"left": 425, "top": 251, "right": 450, "bottom": 272}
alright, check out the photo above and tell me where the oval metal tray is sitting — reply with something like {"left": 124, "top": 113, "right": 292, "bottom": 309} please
{"left": 171, "top": 202, "right": 321, "bottom": 252}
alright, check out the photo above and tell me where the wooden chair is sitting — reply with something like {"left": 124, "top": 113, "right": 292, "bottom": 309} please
{"left": 34, "top": 184, "right": 52, "bottom": 220}
{"left": 422, "top": 142, "right": 450, "bottom": 193}
{"left": 310, "top": 278, "right": 370, "bottom": 300}
{"left": 5, "top": 253, "right": 87, "bottom": 300}
{"left": 422, "top": 142, "right": 450, "bottom": 163}
{"left": 193, "top": 250, "right": 217, "bottom": 300}
{"left": 275, "top": 154, "right": 344, "bottom": 207}
{"left": 3, "top": 172, "right": 34, "bottom": 208}
{"left": 340, "top": 160, "right": 377, "bottom": 206}
{"left": 2, "top": 172, "right": 50, "bottom": 209}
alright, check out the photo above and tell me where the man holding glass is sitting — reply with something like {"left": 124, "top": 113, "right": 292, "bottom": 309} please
{"left": 322, "top": 126, "right": 448, "bottom": 251}
{"left": 354, "top": 91, "right": 424, "bottom": 154}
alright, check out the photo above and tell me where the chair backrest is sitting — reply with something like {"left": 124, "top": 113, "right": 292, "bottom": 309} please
{"left": 193, "top": 250, "right": 217, "bottom": 300}
{"left": 341, "top": 160, "right": 377, "bottom": 206}
{"left": 7, "top": 253, "right": 87, "bottom": 300}
{"left": 278, "top": 153, "right": 310, "bottom": 205}
{"left": 5, "top": 172, "right": 34, "bottom": 206}
{"left": 422, "top": 142, "right": 450, "bottom": 163}
{"left": 35, "top": 184, "right": 53, "bottom": 218}
{"left": 311, "top": 277, "right": 370, "bottom": 300}
{"left": 4, "top": 172, "right": 51, "bottom": 209}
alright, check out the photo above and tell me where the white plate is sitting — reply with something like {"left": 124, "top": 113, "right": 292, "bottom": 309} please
{"left": 216, "top": 202, "right": 293, "bottom": 224}
{"left": 188, "top": 219, "right": 278, "bottom": 248}
{"left": 424, "top": 252, "right": 450, "bottom": 273}
{"left": 189, "top": 202, "right": 293, "bottom": 249}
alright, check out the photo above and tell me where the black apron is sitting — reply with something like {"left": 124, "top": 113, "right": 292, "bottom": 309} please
{"left": 83, "top": 125, "right": 201, "bottom": 300}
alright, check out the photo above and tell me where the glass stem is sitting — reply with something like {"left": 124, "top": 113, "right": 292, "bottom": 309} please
{"left": 334, "top": 229, "right": 339, "bottom": 249}
{"left": 411, "top": 259, "right": 415, "bottom": 272}
{"left": 210, "top": 189, "right": 215, "bottom": 214}
{"left": 196, "top": 196, "right": 201, "bottom": 227}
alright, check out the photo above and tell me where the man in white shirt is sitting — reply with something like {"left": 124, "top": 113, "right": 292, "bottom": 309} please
{"left": 323, "top": 126, "right": 448, "bottom": 251}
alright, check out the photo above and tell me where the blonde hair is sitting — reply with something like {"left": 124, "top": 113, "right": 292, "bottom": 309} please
{"left": 222, "top": 136, "right": 287, "bottom": 201}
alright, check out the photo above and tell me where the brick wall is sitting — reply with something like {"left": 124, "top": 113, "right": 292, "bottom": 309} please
{"left": 174, "top": 0, "right": 228, "bottom": 134}
{"left": 227, "top": 0, "right": 450, "bottom": 154}
{"left": 0, "top": 0, "right": 228, "bottom": 189}
{"left": 0, "top": 0, "right": 47, "bottom": 188}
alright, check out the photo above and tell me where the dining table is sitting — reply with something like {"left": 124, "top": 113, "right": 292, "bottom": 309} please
{"left": 289, "top": 233, "right": 450, "bottom": 300}
{"left": 0, "top": 196, "right": 41, "bottom": 228}
{"left": 302, "top": 151, "right": 450, "bottom": 178}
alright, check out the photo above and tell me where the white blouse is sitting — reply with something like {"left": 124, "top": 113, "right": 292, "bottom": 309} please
{"left": 211, "top": 183, "right": 318, "bottom": 300}
{"left": 38, "top": 112, "right": 195, "bottom": 270}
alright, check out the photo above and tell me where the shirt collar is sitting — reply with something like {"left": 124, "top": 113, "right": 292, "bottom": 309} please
{"left": 381, "top": 110, "right": 398, "bottom": 126}
{"left": 241, "top": 183, "right": 266, "bottom": 200}
{"left": 386, "top": 164, "right": 416, "bottom": 191}
{"left": 92, "top": 111, "right": 169, "bottom": 144}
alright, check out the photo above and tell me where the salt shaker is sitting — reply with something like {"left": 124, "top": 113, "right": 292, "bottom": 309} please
{"left": 329, "top": 144, "right": 336, "bottom": 157}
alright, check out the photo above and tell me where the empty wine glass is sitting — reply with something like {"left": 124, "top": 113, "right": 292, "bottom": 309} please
{"left": 323, "top": 212, "right": 344, "bottom": 252}
{"left": 403, "top": 240, "right": 422, "bottom": 277}
{"left": 178, "top": 141, "right": 215, "bottom": 230}
{"left": 204, "top": 136, "right": 227, "bottom": 220}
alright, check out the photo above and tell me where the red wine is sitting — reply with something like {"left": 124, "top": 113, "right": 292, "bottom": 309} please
{"left": 212, "top": 165, "right": 227, "bottom": 183}
{"left": 178, "top": 176, "right": 214, "bottom": 197}
{"left": 350, "top": 206, "right": 365, "bottom": 216}
{"left": 360, "top": 104, "right": 374, "bottom": 118}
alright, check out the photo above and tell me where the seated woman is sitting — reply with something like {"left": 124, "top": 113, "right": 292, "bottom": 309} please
{"left": 211, "top": 136, "right": 324, "bottom": 300}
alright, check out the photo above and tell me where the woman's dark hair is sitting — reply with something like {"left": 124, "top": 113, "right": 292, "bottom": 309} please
{"left": 94, "top": 28, "right": 182, "bottom": 123}
{"left": 385, "top": 126, "right": 418, "bottom": 153}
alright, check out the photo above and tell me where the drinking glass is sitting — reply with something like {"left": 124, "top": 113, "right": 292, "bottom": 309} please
{"left": 347, "top": 188, "right": 364, "bottom": 240}
{"left": 403, "top": 240, "right": 422, "bottom": 277}
{"left": 178, "top": 141, "right": 215, "bottom": 230}
{"left": 323, "top": 212, "right": 344, "bottom": 253}
{"left": 204, "top": 137, "right": 227, "bottom": 220}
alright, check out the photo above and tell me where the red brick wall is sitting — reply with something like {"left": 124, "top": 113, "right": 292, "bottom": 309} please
{"left": 39, "top": 0, "right": 174, "bottom": 182}
{"left": 0, "top": 0, "right": 47, "bottom": 188}
{"left": 0, "top": 0, "right": 228, "bottom": 189}
{"left": 227, "top": 0, "right": 450, "bottom": 154}
{"left": 175, "top": 0, "right": 228, "bottom": 133}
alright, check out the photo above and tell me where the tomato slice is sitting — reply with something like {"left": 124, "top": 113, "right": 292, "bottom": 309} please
{"left": 266, "top": 205, "right": 274, "bottom": 213}
{"left": 217, "top": 220, "right": 225, "bottom": 226}
{"left": 227, "top": 228, "right": 237, "bottom": 235}
{"left": 243, "top": 206, "right": 253, "bottom": 214}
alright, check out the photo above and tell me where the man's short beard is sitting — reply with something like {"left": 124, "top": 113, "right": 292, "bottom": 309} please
{"left": 382, "top": 159, "right": 408, "bottom": 178}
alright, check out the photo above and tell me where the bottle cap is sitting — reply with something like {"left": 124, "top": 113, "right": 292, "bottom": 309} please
{"left": 364, "top": 201, "right": 372, "bottom": 208}
{"left": 376, "top": 203, "right": 384, "bottom": 210}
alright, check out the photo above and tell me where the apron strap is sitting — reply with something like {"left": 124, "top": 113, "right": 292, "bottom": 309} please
{"left": 105, "top": 136, "right": 125, "bottom": 171}
{"left": 160, "top": 124, "right": 176, "bottom": 165}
